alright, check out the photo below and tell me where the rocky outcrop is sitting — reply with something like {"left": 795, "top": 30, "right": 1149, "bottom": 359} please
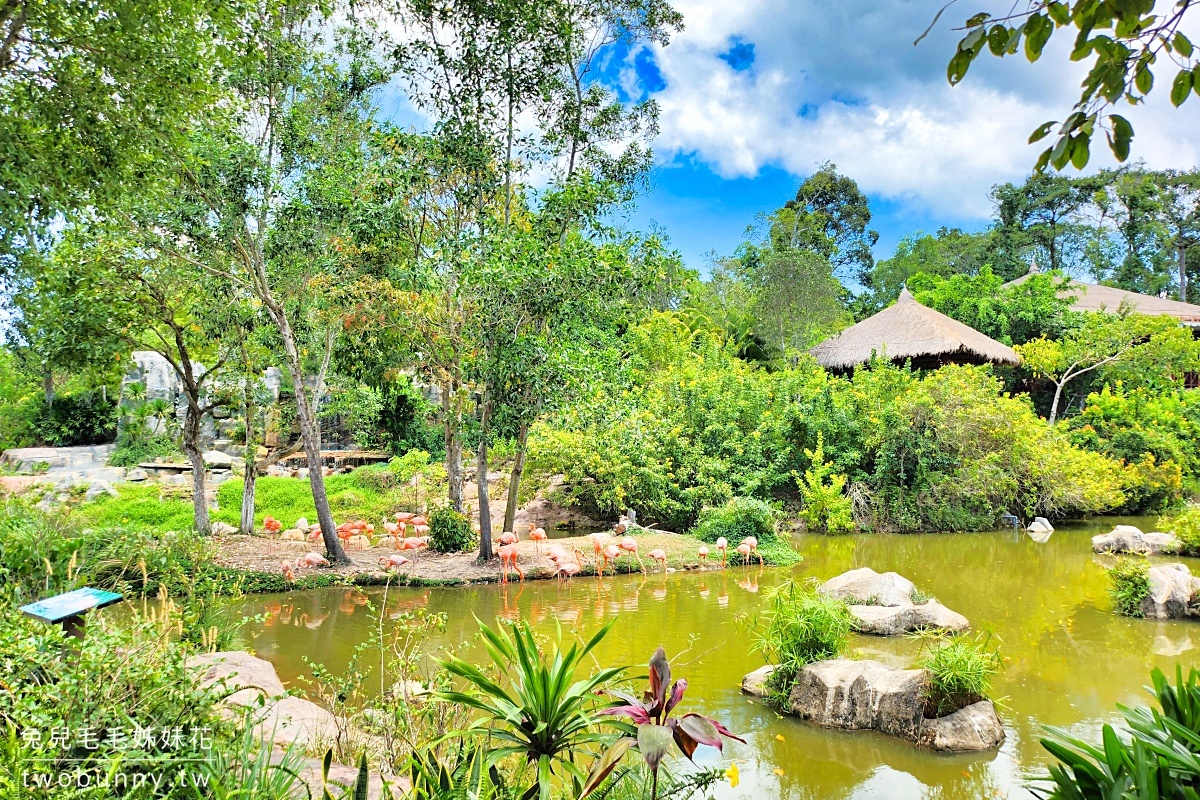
{"left": 741, "top": 665, "right": 776, "bottom": 698}
{"left": 916, "top": 700, "right": 1005, "bottom": 751}
{"left": 1028, "top": 517, "right": 1054, "bottom": 534}
{"left": 1093, "top": 525, "right": 1178, "bottom": 555}
{"left": 745, "top": 658, "right": 1005, "bottom": 753}
{"left": 1141, "top": 563, "right": 1199, "bottom": 620}
{"left": 818, "top": 568, "right": 969, "bottom": 635}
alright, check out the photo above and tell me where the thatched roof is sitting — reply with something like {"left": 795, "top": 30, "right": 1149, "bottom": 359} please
{"left": 1004, "top": 274, "right": 1200, "bottom": 327}
{"left": 810, "top": 288, "right": 1021, "bottom": 371}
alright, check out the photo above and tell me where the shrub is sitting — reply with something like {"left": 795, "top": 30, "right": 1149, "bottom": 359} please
{"left": 915, "top": 631, "right": 1003, "bottom": 718}
{"left": 108, "top": 432, "right": 181, "bottom": 467}
{"left": 796, "top": 432, "right": 854, "bottom": 533}
{"left": 1158, "top": 504, "right": 1200, "bottom": 557}
{"left": 691, "top": 496, "right": 802, "bottom": 566}
{"left": 427, "top": 507, "right": 476, "bottom": 553}
{"left": 1108, "top": 556, "right": 1150, "bottom": 617}
{"left": 749, "top": 580, "right": 853, "bottom": 695}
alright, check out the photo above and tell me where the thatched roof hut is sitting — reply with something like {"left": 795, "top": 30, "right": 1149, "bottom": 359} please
{"left": 1004, "top": 273, "right": 1200, "bottom": 328}
{"left": 810, "top": 288, "right": 1021, "bottom": 371}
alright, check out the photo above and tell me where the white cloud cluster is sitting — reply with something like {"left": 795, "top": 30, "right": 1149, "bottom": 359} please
{"left": 637, "top": 0, "right": 1200, "bottom": 218}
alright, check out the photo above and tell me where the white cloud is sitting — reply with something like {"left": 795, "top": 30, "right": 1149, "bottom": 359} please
{"left": 639, "top": 0, "right": 1200, "bottom": 218}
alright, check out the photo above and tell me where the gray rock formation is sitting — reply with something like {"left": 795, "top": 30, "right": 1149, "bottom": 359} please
{"left": 126, "top": 468, "right": 149, "bottom": 481}
{"left": 741, "top": 665, "right": 776, "bottom": 698}
{"left": 916, "top": 700, "right": 1005, "bottom": 752}
{"left": 1093, "top": 525, "right": 1178, "bottom": 555}
{"left": 819, "top": 568, "right": 969, "bottom": 635}
{"left": 1142, "top": 563, "right": 1198, "bottom": 620}
{"left": 210, "top": 521, "right": 238, "bottom": 536}
{"left": 1028, "top": 517, "right": 1054, "bottom": 534}
{"left": 84, "top": 479, "right": 118, "bottom": 502}
{"left": 820, "top": 568, "right": 915, "bottom": 607}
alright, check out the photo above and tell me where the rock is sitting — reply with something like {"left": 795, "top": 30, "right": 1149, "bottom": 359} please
{"left": 210, "top": 470, "right": 233, "bottom": 486}
{"left": 1093, "top": 526, "right": 1178, "bottom": 555}
{"left": 202, "top": 450, "right": 233, "bottom": 468}
{"left": 188, "top": 651, "right": 287, "bottom": 706}
{"left": 210, "top": 521, "right": 238, "bottom": 536}
{"left": 787, "top": 659, "right": 926, "bottom": 741}
{"left": 35, "top": 490, "right": 57, "bottom": 512}
{"left": 1142, "top": 563, "right": 1197, "bottom": 620}
{"left": 849, "top": 600, "right": 969, "bottom": 636}
{"left": 1028, "top": 517, "right": 1054, "bottom": 534}
{"left": 126, "top": 468, "right": 149, "bottom": 481}
{"left": 84, "top": 479, "right": 118, "bottom": 502}
{"left": 163, "top": 474, "right": 190, "bottom": 486}
{"left": 295, "top": 517, "right": 310, "bottom": 532}
{"left": 297, "top": 467, "right": 310, "bottom": 479}
{"left": 916, "top": 700, "right": 1005, "bottom": 752}
{"left": 252, "top": 696, "right": 340, "bottom": 749}
{"left": 741, "top": 665, "right": 776, "bottom": 698}
{"left": 819, "top": 568, "right": 916, "bottom": 607}
{"left": 389, "top": 680, "right": 431, "bottom": 704}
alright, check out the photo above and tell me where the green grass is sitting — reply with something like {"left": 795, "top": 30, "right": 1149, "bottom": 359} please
{"left": 1108, "top": 556, "right": 1151, "bottom": 617}
{"left": 71, "top": 483, "right": 201, "bottom": 531}
{"left": 749, "top": 579, "right": 854, "bottom": 698}
{"left": 914, "top": 630, "right": 1003, "bottom": 717}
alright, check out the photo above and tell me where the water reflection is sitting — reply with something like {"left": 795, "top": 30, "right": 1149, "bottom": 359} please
{"left": 233, "top": 516, "right": 1199, "bottom": 799}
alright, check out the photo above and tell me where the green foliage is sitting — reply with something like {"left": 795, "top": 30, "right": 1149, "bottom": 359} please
{"left": 691, "top": 497, "right": 801, "bottom": 566}
{"left": 108, "top": 434, "right": 182, "bottom": 468}
{"left": 915, "top": 631, "right": 1003, "bottom": 718}
{"left": 434, "top": 619, "right": 627, "bottom": 800}
{"left": 1108, "top": 557, "right": 1151, "bottom": 618}
{"left": 749, "top": 580, "right": 854, "bottom": 696}
{"left": 796, "top": 433, "right": 854, "bottom": 534}
{"left": 1159, "top": 505, "right": 1200, "bottom": 557}
{"left": 427, "top": 507, "right": 476, "bottom": 554}
{"left": 864, "top": 228, "right": 995, "bottom": 307}
{"left": 908, "top": 267, "right": 1074, "bottom": 345}
{"left": 1034, "top": 666, "right": 1200, "bottom": 799}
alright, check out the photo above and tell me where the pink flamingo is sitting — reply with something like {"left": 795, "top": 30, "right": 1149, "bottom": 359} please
{"left": 715, "top": 537, "right": 728, "bottom": 569}
{"left": 399, "top": 537, "right": 427, "bottom": 552}
{"left": 698, "top": 545, "right": 709, "bottom": 568}
{"left": 618, "top": 536, "right": 646, "bottom": 572}
{"left": 379, "top": 553, "right": 412, "bottom": 570}
{"left": 590, "top": 532, "right": 610, "bottom": 567}
{"left": 296, "top": 552, "right": 329, "bottom": 569}
{"left": 497, "top": 530, "right": 518, "bottom": 547}
{"left": 546, "top": 543, "right": 568, "bottom": 564}
{"left": 280, "top": 561, "right": 296, "bottom": 582}
{"left": 741, "top": 536, "right": 764, "bottom": 566}
{"left": 736, "top": 542, "right": 752, "bottom": 566}
{"left": 598, "top": 543, "right": 620, "bottom": 576}
{"left": 555, "top": 548, "right": 586, "bottom": 581}
{"left": 648, "top": 548, "right": 667, "bottom": 573}
{"left": 264, "top": 515, "right": 282, "bottom": 537}
{"left": 528, "top": 524, "right": 547, "bottom": 554}
{"left": 498, "top": 544, "right": 524, "bottom": 584}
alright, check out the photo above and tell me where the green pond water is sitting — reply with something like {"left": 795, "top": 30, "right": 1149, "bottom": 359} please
{"left": 230, "top": 516, "right": 1199, "bottom": 799}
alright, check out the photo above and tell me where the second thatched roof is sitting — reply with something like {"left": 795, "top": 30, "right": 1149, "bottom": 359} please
{"left": 810, "top": 288, "right": 1021, "bottom": 371}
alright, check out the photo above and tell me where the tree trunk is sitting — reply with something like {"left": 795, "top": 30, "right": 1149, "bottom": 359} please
{"left": 1181, "top": 242, "right": 1189, "bottom": 304}
{"left": 240, "top": 460, "right": 258, "bottom": 536}
{"left": 181, "top": 400, "right": 210, "bottom": 535}
{"left": 42, "top": 368, "right": 54, "bottom": 408}
{"left": 477, "top": 398, "right": 494, "bottom": 562}
{"left": 1048, "top": 380, "right": 1067, "bottom": 425}
{"left": 274, "top": 312, "right": 349, "bottom": 564}
{"left": 502, "top": 423, "right": 529, "bottom": 536}
{"left": 442, "top": 380, "right": 464, "bottom": 513}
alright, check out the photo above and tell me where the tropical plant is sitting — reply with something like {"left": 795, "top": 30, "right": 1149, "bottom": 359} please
{"left": 1159, "top": 504, "right": 1200, "bottom": 557}
{"left": 914, "top": 630, "right": 1004, "bottom": 718}
{"left": 1033, "top": 666, "right": 1200, "bottom": 799}
{"left": 748, "top": 579, "right": 854, "bottom": 695}
{"left": 584, "top": 647, "right": 744, "bottom": 800}
{"left": 434, "top": 619, "right": 626, "bottom": 800}
{"left": 796, "top": 432, "right": 855, "bottom": 534}
{"left": 427, "top": 507, "right": 477, "bottom": 554}
{"left": 1108, "top": 557, "right": 1151, "bottom": 618}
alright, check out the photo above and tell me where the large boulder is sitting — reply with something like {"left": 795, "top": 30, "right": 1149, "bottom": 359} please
{"left": 1141, "top": 563, "right": 1197, "bottom": 620}
{"left": 84, "top": 479, "right": 119, "bottom": 502}
{"left": 202, "top": 450, "right": 234, "bottom": 468}
{"left": 916, "top": 700, "right": 1005, "bottom": 752}
{"left": 188, "top": 651, "right": 287, "bottom": 706}
{"left": 252, "top": 695, "right": 340, "bottom": 749}
{"left": 819, "top": 568, "right": 915, "bottom": 607}
{"left": 1028, "top": 517, "right": 1054, "bottom": 534}
{"left": 787, "top": 659, "right": 926, "bottom": 741}
{"left": 850, "top": 601, "right": 969, "bottom": 636}
{"left": 210, "top": 521, "right": 238, "bottom": 536}
{"left": 741, "top": 665, "right": 776, "bottom": 698}
{"left": 1093, "top": 525, "right": 1178, "bottom": 555}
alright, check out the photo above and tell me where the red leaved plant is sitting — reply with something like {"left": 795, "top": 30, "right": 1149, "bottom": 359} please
{"left": 581, "top": 646, "right": 744, "bottom": 799}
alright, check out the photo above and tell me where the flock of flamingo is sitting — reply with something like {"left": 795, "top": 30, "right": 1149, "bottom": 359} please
{"left": 269, "top": 510, "right": 764, "bottom": 585}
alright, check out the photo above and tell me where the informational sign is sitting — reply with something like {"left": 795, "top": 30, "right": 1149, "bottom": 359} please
{"left": 20, "top": 587, "right": 123, "bottom": 624}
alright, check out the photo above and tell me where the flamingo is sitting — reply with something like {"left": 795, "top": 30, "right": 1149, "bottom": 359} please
{"left": 528, "top": 524, "right": 547, "bottom": 554}
{"left": 648, "top": 548, "right": 667, "bottom": 573}
{"left": 546, "top": 543, "right": 568, "bottom": 564}
{"left": 555, "top": 548, "right": 587, "bottom": 581}
{"left": 590, "top": 531, "right": 610, "bottom": 559}
{"left": 308, "top": 527, "right": 322, "bottom": 542}
{"left": 410, "top": 515, "right": 428, "bottom": 527}
{"left": 698, "top": 545, "right": 709, "bottom": 568}
{"left": 715, "top": 537, "right": 728, "bottom": 569}
{"left": 498, "top": 544, "right": 523, "bottom": 584}
{"left": 379, "top": 554, "right": 412, "bottom": 570}
{"left": 599, "top": 543, "right": 620, "bottom": 576}
{"left": 395, "top": 512, "right": 416, "bottom": 523}
{"left": 497, "top": 531, "right": 518, "bottom": 546}
{"left": 296, "top": 552, "right": 329, "bottom": 569}
{"left": 741, "top": 536, "right": 764, "bottom": 566}
{"left": 263, "top": 515, "right": 282, "bottom": 537}
{"left": 736, "top": 542, "right": 752, "bottom": 566}
{"left": 618, "top": 536, "right": 646, "bottom": 573}
{"left": 280, "top": 561, "right": 296, "bottom": 582}
{"left": 399, "top": 537, "right": 427, "bottom": 552}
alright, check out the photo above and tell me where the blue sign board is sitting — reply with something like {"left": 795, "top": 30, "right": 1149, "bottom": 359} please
{"left": 20, "top": 587, "right": 123, "bottom": 623}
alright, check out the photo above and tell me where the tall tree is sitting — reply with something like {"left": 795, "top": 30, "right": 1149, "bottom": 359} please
{"left": 772, "top": 164, "right": 878, "bottom": 283}
{"left": 1156, "top": 169, "right": 1200, "bottom": 301}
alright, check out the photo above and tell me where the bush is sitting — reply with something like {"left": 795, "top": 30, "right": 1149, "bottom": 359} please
{"left": 1108, "top": 556, "right": 1150, "bottom": 617}
{"left": 796, "top": 432, "right": 854, "bottom": 533}
{"left": 108, "top": 433, "right": 181, "bottom": 467}
{"left": 915, "top": 631, "right": 1003, "bottom": 718}
{"left": 750, "top": 580, "right": 853, "bottom": 696}
{"left": 427, "top": 507, "right": 476, "bottom": 553}
{"left": 692, "top": 496, "right": 801, "bottom": 566}
{"left": 1158, "top": 504, "right": 1200, "bottom": 557}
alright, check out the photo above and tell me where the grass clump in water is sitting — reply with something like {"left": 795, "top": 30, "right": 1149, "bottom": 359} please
{"left": 914, "top": 630, "right": 1003, "bottom": 718}
{"left": 692, "top": 496, "right": 803, "bottom": 566}
{"left": 1108, "top": 556, "right": 1151, "bottom": 617}
{"left": 748, "top": 579, "right": 853, "bottom": 697}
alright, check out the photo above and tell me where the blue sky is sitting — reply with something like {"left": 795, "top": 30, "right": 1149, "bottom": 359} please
{"left": 604, "top": 0, "right": 1200, "bottom": 274}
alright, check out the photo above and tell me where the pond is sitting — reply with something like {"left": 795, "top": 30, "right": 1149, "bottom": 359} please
{"left": 230, "top": 516, "right": 1198, "bottom": 799}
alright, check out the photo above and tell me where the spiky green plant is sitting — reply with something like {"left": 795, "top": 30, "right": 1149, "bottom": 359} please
{"left": 1108, "top": 557, "right": 1150, "bottom": 618}
{"left": 914, "top": 630, "right": 1003, "bottom": 717}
